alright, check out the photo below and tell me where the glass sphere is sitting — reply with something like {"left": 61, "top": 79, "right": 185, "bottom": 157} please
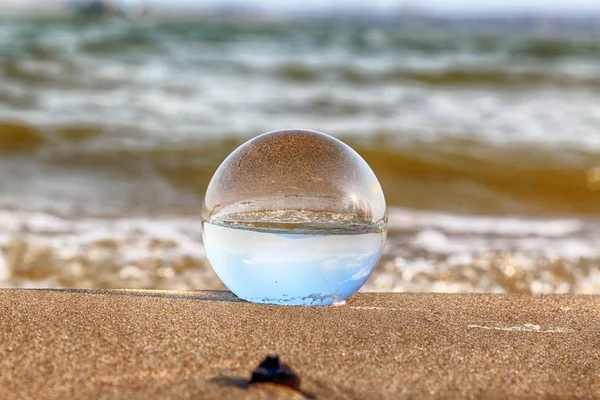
{"left": 202, "top": 129, "right": 387, "bottom": 305}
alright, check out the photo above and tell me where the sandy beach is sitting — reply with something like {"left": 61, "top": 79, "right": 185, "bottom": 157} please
{"left": 0, "top": 290, "right": 598, "bottom": 399}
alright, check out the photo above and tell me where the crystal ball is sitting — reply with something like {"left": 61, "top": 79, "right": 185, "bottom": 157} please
{"left": 202, "top": 129, "right": 387, "bottom": 305}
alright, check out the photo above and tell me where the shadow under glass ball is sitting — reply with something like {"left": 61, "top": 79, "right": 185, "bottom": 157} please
{"left": 202, "top": 129, "right": 387, "bottom": 305}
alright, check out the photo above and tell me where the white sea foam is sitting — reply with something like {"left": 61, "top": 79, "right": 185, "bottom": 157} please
{"left": 0, "top": 207, "right": 597, "bottom": 294}
{"left": 388, "top": 208, "right": 584, "bottom": 237}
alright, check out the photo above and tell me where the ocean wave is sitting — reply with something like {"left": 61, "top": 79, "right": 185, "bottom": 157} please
{"left": 348, "top": 136, "right": 600, "bottom": 216}
{"left": 354, "top": 33, "right": 600, "bottom": 60}
{"left": 512, "top": 38, "right": 600, "bottom": 60}
{"left": 392, "top": 68, "right": 600, "bottom": 88}
{"left": 269, "top": 62, "right": 600, "bottom": 88}
{"left": 78, "top": 29, "right": 163, "bottom": 54}
{"left": 3, "top": 18, "right": 600, "bottom": 90}
{"left": 0, "top": 123, "right": 598, "bottom": 217}
{"left": 15, "top": 51, "right": 599, "bottom": 91}
{"left": 0, "top": 122, "right": 46, "bottom": 152}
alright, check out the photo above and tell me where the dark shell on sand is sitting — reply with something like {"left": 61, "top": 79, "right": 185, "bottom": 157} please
{"left": 250, "top": 355, "right": 300, "bottom": 391}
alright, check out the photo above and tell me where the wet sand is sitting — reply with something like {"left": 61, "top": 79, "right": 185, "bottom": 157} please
{"left": 0, "top": 290, "right": 598, "bottom": 399}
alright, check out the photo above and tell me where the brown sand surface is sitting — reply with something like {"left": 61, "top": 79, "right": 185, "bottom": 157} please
{"left": 0, "top": 290, "right": 599, "bottom": 399}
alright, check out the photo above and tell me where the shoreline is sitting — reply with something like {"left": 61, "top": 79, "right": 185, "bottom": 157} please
{"left": 1, "top": 290, "right": 598, "bottom": 399}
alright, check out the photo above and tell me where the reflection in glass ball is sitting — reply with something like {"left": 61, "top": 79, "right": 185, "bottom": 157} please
{"left": 202, "top": 129, "right": 387, "bottom": 305}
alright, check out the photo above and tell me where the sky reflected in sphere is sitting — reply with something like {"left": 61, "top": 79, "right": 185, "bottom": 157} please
{"left": 203, "top": 222, "right": 385, "bottom": 305}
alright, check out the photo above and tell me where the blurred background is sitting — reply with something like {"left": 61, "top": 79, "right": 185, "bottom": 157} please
{"left": 0, "top": 0, "right": 599, "bottom": 293}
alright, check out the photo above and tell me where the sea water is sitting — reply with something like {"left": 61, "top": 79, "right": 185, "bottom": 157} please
{"left": 202, "top": 221, "right": 385, "bottom": 305}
